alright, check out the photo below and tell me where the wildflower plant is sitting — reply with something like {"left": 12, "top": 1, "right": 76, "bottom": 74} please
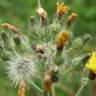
{"left": 0, "top": 0, "right": 95, "bottom": 96}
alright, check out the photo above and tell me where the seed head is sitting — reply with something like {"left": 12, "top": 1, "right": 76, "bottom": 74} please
{"left": 7, "top": 55, "right": 38, "bottom": 86}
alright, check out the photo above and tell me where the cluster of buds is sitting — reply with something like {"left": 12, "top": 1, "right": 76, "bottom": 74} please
{"left": 0, "top": 0, "right": 94, "bottom": 96}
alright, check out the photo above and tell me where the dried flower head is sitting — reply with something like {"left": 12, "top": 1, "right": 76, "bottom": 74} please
{"left": 44, "top": 70, "right": 52, "bottom": 92}
{"left": 1, "top": 23, "right": 19, "bottom": 33}
{"left": 7, "top": 55, "right": 38, "bottom": 86}
{"left": 68, "top": 13, "right": 77, "bottom": 22}
{"left": 66, "top": 13, "right": 77, "bottom": 28}
{"left": 85, "top": 51, "right": 96, "bottom": 74}
{"left": 56, "top": 32, "right": 69, "bottom": 50}
{"left": 56, "top": 2, "right": 70, "bottom": 17}
{"left": 35, "top": 44, "right": 44, "bottom": 54}
{"left": 36, "top": 7, "right": 47, "bottom": 20}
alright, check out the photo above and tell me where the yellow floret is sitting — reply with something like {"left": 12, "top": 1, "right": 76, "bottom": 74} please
{"left": 56, "top": 32, "right": 69, "bottom": 50}
{"left": 85, "top": 51, "right": 96, "bottom": 74}
{"left": 56, "top": 2, "right": 70, "bottom": 16}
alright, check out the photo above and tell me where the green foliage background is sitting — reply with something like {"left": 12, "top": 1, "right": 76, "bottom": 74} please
{"left": 0, "top": 0, "right": 96, "bottom": 96}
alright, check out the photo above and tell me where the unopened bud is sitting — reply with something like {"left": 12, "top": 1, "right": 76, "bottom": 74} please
{"left": 14, "top": 36, "right": 21, "bottom": 45}
{"left": 36, "top": 44, "right": 44, "bottom": 54}
{"left": 30, "top": 16, "right": 35, "bottom": 26}
{"left": 66, "top": 13, "right": 77, "bottom": 28}
{"left": 68, "top": 13, "right": 77, "bottom": 22}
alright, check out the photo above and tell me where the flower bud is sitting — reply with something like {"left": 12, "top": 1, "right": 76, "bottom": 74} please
{"left": 66, "top": 13, "right": 77, "bottom": 28}
{"left": 30, "top": 16, "right": 35, "bottom": 26}
{"left": 68, "top": 13, "right": 77, "bottom": 22}
{"left": 56, "top": 32, "right": 69, "bottom": 51}
{"left": 14, "top": 36, "right": 21, "bottom": 45}
{"left": 36, "top": 44, "right": 44, "bottom": 54}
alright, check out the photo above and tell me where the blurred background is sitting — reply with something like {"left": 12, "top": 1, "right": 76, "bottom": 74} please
{"left": 0, "top": 0, "right": 96, "bottom": 96}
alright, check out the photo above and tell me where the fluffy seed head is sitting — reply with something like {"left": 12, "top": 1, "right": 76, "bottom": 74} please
{"left": 7, "top": 55, "right": 38, "bottom": 86}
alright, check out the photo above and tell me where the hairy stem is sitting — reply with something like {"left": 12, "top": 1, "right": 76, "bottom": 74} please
{"left": 31, "top": 81, "right": 43, "bottom": 93}
{"left": 75, "top": 85, "right": 86, "bottom": 96}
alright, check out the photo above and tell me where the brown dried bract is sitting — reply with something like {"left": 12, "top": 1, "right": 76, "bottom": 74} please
{"left": 1, "top": 23, "right": 19, "bottom": 33}
{"left": 68, "top": 13, "right": 77, "bottom": 22}
{"left": 36, "top": 7, "right": 47, "bottom": 20}
{"left": 44, "top": 70, "right": 52, "bottom": 92}
{"left": 18, "top": 80, "right": 26, "bottom": 96}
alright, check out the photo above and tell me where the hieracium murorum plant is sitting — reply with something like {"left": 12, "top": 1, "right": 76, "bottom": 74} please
{"left": 0, "top": 0, "right": 96, "bottom": 96}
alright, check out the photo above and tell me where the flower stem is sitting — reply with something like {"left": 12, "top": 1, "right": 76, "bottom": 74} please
{"left": 37, "top": 0, "right": 41, "bottom": 8}
{"left": 75, "top": 85, "right": 86, "bottom": 96}
{"left": 31, "top": 81, "right": 43, "bottom": 93}
{"left": 63, "top": 67, "right": 73, "bottom": 75}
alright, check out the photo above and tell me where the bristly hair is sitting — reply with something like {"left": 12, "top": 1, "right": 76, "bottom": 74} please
{"left": 6, "top": 54, "right": 38, "bottom": 86}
